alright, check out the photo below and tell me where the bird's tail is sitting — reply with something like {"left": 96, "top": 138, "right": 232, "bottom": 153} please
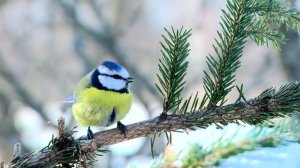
{"left": 64, "top": 96, "right": 75, "bottom": 104}
{"left": 61, "top": 96, "right": 74, "bottom": 112}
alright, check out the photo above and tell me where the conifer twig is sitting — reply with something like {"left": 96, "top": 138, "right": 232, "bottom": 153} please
{"left": 8, "top": 81, "right": 300, "bottom": 167}
{"left": 202, "top": 0, "right": 300, "bottom": 108}
{"left": 7, "top": 1, "right": 300, "bottom": 167}
{"left": 155, "top": 27, "right": 191, "bottom": 115}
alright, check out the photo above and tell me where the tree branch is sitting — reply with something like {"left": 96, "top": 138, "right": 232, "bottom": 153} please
{"left": 8, "top": 82, "right": 300, "bottom": 167}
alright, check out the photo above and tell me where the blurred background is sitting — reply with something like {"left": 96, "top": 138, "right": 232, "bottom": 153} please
{"left": 0, "top": 0, "right": 300, "bottom": 167}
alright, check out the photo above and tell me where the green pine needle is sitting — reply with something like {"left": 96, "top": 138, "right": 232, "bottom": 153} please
{"left": 203, "top": 0, "right": 248, "bottom": 108}
{"left": 181, "top": 120, "right": 300, "bottom": 167}
{"left": 203, "top": 0, "right": 300, "bottom": 108}
{"left": 156, "top": 27, "right": 192, "bottom": 113}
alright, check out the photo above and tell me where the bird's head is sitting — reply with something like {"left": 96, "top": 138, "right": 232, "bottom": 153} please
{"left": 90, "top": 60, "right": 133, "bottom": 93}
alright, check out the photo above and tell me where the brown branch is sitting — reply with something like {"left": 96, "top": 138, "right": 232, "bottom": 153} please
{"left": 8, "top": 82, "right": 300, "bottom": 167}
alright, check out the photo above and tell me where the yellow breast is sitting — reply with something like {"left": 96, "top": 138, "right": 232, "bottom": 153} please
{"left": 72, "top": 87, "right": 132, "bottom": 127}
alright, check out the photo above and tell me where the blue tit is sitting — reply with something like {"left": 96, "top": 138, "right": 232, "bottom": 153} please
{"left": 72, "top": 60, "right": 133, "bottom": 139}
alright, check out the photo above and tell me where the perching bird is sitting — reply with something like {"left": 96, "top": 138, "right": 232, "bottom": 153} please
{"left": 71, "top": 60, "right": 133, "bottom": 139}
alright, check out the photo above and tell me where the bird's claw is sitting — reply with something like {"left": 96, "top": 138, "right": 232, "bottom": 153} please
{"left": 87, "top": 127, "right": 94, "bottom": 140}
{"left": 117, "top": 121, "right": 127, "bottom": 137}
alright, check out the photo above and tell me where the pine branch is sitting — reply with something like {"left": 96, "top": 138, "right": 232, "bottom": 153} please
{"left": 249, "top": 0, "right": 300, "bottom": 33}
{"left": 8, "top": 117, "right": 99, "bottom": 168}
{"left": 182, "top": 131, "right": 290, "bottom": 167}
{"left": 155, "top": 27, "right": 191, "bottom": 114}
{"left": 5, "top": 1, "right": 300, "bottom": 167}
{"left": 246, "top": 22, "right": 286, "bottom": 48}
{"left": 182, "top": 120, "right": 300, "bottom": 167}
{"left": 8, "top": 82, "right": 300, "bottom": 167}
{"left": 203, "top": 0, "right": 300, "bottom": 107}
{"left": 246, "top": 0, "right": 300, "bottom": 48}
{"left": 203, "top": 0, "right": 249, "bottom": 107}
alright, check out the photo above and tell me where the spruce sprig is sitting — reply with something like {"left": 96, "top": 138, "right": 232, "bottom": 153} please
{"left": 203, "top": 0, "right": 249, "bottom": 108}
{"left": 249, "top": 0, "right": 300, "bottom": 33}
{"left": 246, "top": 0, "right": 300, "bottom": 48}
{"left": 155, "top": 27, "right": 191, "bottom": 113}
{"left": 181, "top": 122, "right": 299, "bottom": 167}
{"left": 203, "top": 0, "right": 300, "bottom": 108}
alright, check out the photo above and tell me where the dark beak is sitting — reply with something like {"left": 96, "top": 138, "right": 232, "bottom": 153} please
{"left": 127, "top": 77, "right": 134, "bottom": 83}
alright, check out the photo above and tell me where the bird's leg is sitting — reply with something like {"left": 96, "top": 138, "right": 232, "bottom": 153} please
{"left": 87, "top": 126, "right": 94, "bottom": 140}
{"left": 117, "top": 121, "right": 127, "bottom": 137}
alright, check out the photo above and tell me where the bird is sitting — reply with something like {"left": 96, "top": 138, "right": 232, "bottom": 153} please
{"left": 71, "top": 60, "right": 133, "bottom": 139}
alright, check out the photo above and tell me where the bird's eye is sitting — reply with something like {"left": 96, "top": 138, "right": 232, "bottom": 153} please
{"left": 112, "top": 74, "right": 123, "bottom": 80}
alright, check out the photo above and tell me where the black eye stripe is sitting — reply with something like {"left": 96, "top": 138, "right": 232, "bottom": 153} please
{"left": 112, "top": 74, "right": 123, "bottom": 80}
{"left": 99, "top": 73, "right": 126, "bottom": 80}
{"left": 91, "top": 69, "right": 129, "bottom": 93}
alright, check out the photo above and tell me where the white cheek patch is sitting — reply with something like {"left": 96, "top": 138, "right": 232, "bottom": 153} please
{"left": 118, "top": 69, "right": 129, "bottom": 78}
{"left": 97, "top": 65, "right": 130, "bottom": 79}
{"left": 98, "top": 75, "right": 126, "bottom": 90}
{"left": 98, "top": 66, "right": 114, "bottom": 76}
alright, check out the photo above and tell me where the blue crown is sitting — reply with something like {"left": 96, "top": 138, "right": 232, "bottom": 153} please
{"left": 102, "top": 61, "right": 122, "bottom": 72}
